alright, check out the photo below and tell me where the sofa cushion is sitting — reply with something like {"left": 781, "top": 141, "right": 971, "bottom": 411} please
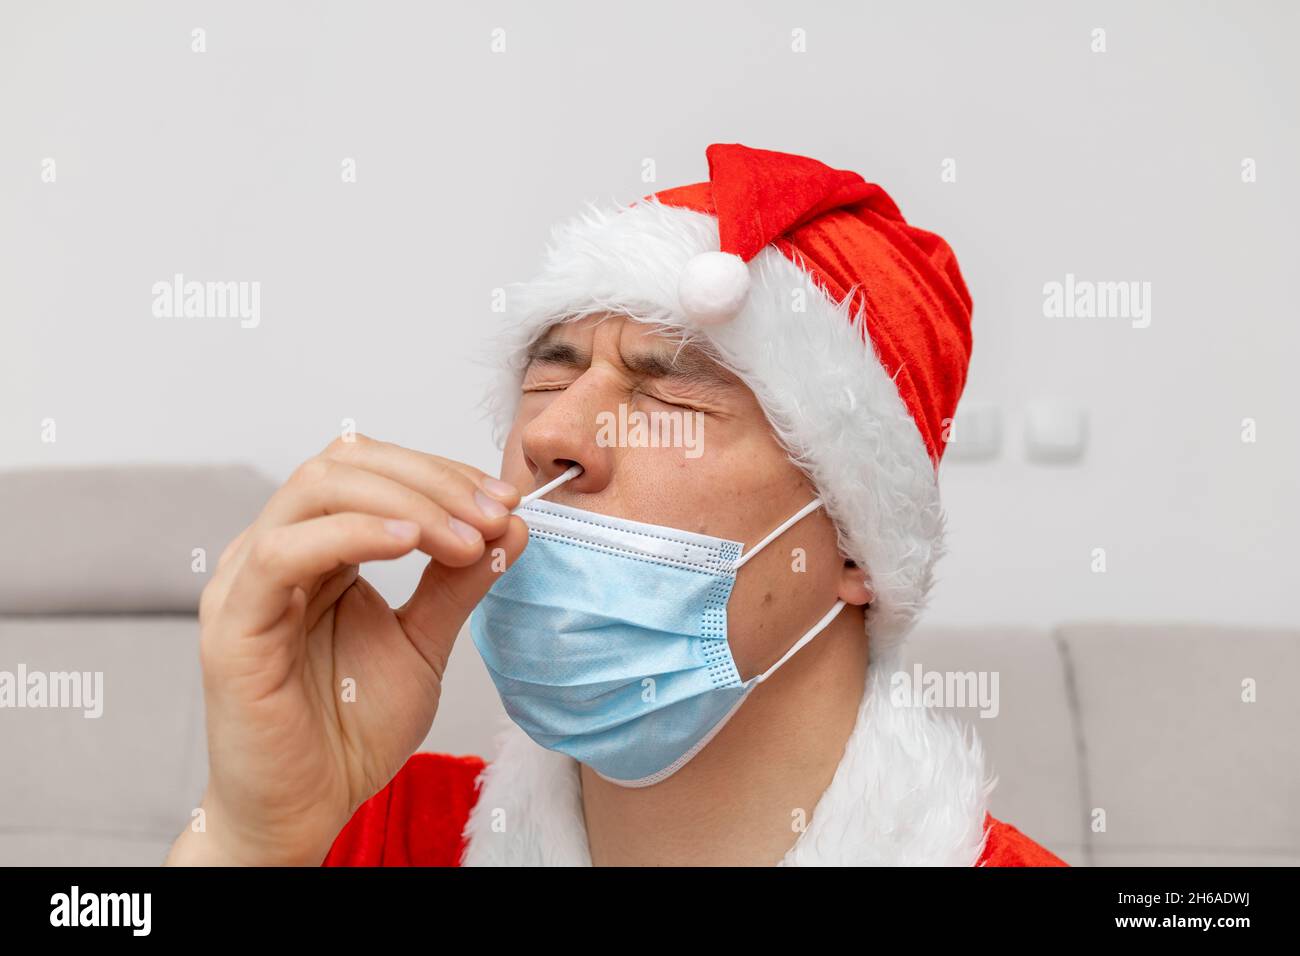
{"left": 0, "top": 615, "right": 208, "bottom": 864}
{"left": 1059, "top": 623, "right": 1300, "bottom": 866}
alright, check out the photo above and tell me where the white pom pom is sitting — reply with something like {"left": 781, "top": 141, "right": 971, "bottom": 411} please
{"left": 677, "top": 251, "right": 750, "bottom": 326}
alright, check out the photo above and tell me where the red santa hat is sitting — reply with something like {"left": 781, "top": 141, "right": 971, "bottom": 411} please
{"left": 488, "top": 144, "right": 974, "bottom": 652}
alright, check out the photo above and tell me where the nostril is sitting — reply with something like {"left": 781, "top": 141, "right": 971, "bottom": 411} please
{"left": 521, "top": 462, "right": 585, "bottom": 507}
{"left": 555, "top": 461, "right": 585, "bottom": 486}
{"left": 544, "top": 459, "right": 582, "bottom": 489}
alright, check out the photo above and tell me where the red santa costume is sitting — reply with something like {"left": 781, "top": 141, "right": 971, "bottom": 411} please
{"left": 323, "top": 144, "right": 1067, "bottom": 867}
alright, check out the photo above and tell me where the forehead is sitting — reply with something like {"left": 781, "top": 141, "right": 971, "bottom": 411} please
{"left": 533, "top": 314, "right": 684, "bottom": 351}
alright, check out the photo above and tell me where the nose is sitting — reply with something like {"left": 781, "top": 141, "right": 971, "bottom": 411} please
{"left": 520, "top": 371, "right": 615, "bottom": 496}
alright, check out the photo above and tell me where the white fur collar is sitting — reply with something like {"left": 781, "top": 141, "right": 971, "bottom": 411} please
{"left": 460, "top": 647, "right": 995, "bottom": 866}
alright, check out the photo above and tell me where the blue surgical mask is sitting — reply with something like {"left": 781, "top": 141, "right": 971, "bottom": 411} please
{"left": 468, "top": 465, "right": 847, "bottom": 788}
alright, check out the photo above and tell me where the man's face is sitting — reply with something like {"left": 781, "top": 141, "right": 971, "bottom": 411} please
{"left": 499, "top": 314, "right": 868, "bottom": 679}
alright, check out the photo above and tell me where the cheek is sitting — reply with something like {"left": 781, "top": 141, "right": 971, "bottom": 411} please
{"left": 499, "top": 415, "right": 535, "bottom": 486}
{"left": 724, "top": 519, "right": 842, "bottom": 680}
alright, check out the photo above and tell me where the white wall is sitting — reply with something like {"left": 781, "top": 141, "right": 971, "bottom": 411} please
{"left": 3, "top": 1, "right": 1297, "bottom": 753}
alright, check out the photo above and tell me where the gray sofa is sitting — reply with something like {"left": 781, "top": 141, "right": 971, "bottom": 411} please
{"left": 1, "top": 465, "right": 1296, "bottom": 866}
{"left": 899, "top": 624, "right": 1299, "bottom": 865}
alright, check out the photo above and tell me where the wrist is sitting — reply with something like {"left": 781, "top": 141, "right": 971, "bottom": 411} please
{"left": 164, "top": 811, "right": 247, "bottom": 866}
{"left": 163, "top": 794, "right": 335, "bottom": 867}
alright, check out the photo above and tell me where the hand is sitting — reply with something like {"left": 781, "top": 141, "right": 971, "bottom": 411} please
{"left": 164, "top": 435, "right": 526, "bottom": 866}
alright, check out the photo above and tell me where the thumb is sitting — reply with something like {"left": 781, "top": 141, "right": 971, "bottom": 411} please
{"left": 395, "top": 514, "right": 529, "bottom": 664}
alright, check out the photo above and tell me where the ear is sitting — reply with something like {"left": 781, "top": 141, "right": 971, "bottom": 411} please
{"left": 836, "top": 560, "right": 874, "bottom": 607}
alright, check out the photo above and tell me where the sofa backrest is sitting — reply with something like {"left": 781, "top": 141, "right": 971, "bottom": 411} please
{"left": 0, "top": 463, "right": 274, "bottom": 615}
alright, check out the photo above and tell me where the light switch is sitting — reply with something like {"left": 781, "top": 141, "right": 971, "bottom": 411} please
{"left": 943, "top": 401, "right": 1001, "bottom": 462}
{"left": 1024, "top": 400, "right": 1087, "bottom": 464}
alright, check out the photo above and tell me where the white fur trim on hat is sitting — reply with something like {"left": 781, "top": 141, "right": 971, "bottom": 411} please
{"left": 484, "top": 197, "right": 946, "bottom": 651}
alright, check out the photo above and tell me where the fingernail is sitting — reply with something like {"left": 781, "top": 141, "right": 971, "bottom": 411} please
{"left": 385, "top": 519, "right": 420, "bottom": 540}
{"left": 475, "top": 490, "right": 508, "bottom": 519}
{"left": 481, "top": 477, "right": 518, "bottom": 500}
{"left": 448, "top": 515, "right": 482, "bottom": 544}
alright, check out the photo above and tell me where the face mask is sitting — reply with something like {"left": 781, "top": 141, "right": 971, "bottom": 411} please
{"left": 468, "top": 465, "right": 848, "bottom": 788}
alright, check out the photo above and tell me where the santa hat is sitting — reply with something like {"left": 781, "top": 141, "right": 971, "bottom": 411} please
{"left": 488, "top": 144, "right": 973, "bottom": 652}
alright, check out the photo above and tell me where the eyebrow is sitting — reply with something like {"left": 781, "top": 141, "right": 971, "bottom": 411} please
{"left": 523, "top": 335, "right": 739, "bottom": 391}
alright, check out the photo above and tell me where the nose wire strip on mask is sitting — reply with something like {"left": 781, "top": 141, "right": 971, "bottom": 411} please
{"left": 518, "top": 466, "right": 822, "bottom": 570}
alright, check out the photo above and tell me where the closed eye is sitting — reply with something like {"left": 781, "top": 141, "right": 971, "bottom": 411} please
{"left": 635, "top": 388, "right": 703, "bottom": 413}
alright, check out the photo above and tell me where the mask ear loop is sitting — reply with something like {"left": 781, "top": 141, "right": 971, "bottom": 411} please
{"left": 732, "top": 497, "right": 849, "bottom": 685}
{"left": 752, "top": 599, "right": 848, "bottom": 685}
{"left": 516, "top": 463, "right": 583, "bottom": 510}
{"left": 733, "top": 497, "right": 824, "bottom": 569}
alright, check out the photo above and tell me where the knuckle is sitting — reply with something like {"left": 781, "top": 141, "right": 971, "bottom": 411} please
{"left": 344, "top": 512, "right": 376, "bottom": 537}
{"left": 248, "top": 532, "right": 287, "bottom": 577}
{"left": 216, "top": 529, "right": 249, "bottom": 569}
{"left": 449, "top": 458, "right": 486, "bottom": 482}
{"left": 323, "top": 432, "right": 373, "bottom": 461}
{"left": 291, "top": 456, "right": 333, "bottom": 486}
{"left": 432, "top": 460, "right": 475, "bottom": 494}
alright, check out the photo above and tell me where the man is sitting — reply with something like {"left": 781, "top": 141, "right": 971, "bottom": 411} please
{"left": 165, "top": 144, "right": 1065, "bottom": 867}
